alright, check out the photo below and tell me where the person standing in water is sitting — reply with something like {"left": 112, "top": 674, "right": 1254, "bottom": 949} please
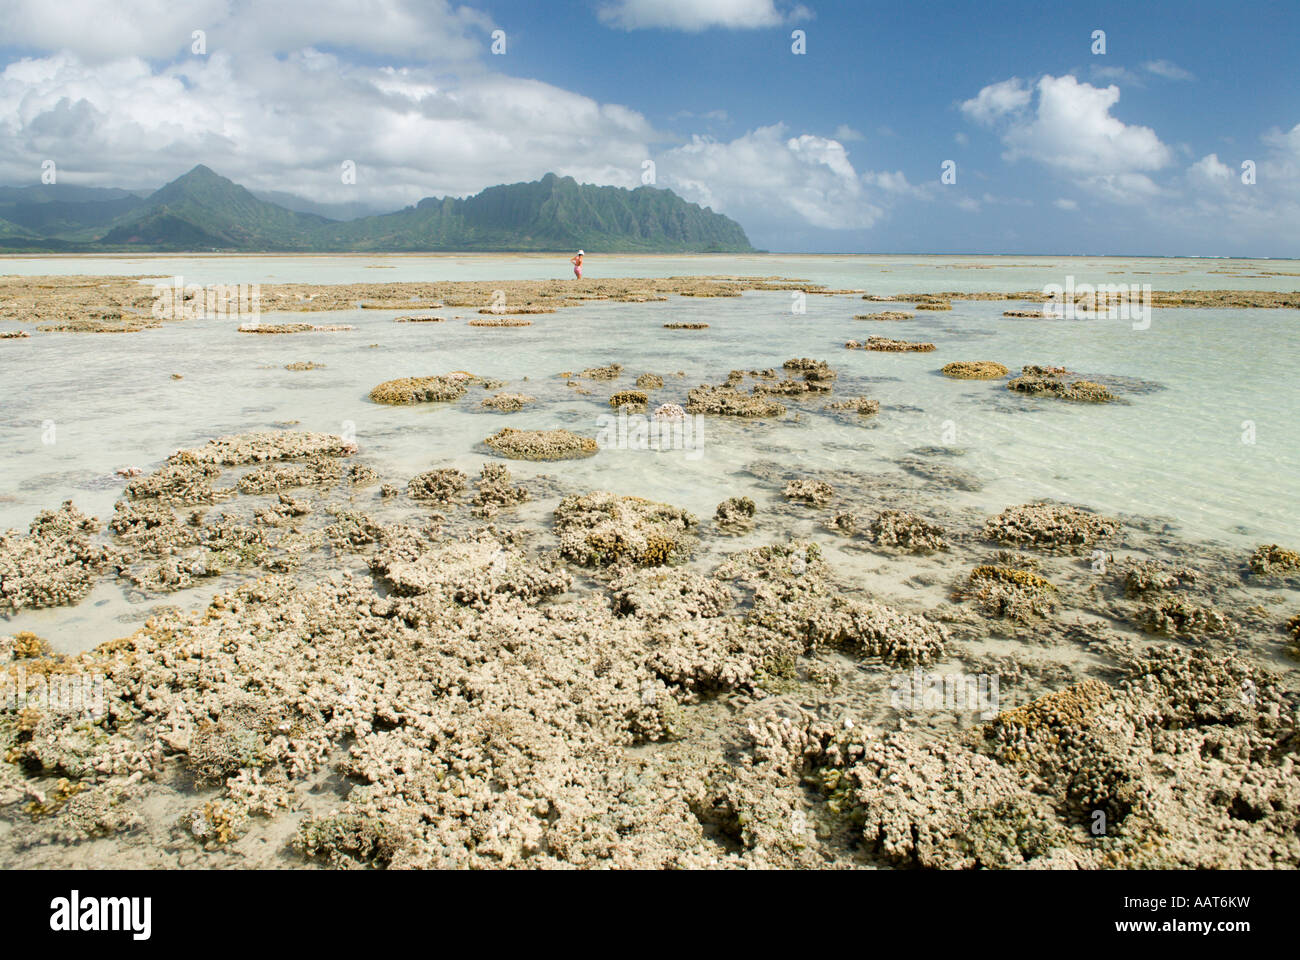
{"left": 571, "top": 249, "right": 584, "bottom": 279}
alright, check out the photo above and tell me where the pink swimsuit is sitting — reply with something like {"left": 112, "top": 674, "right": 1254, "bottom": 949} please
{"left": 573, "top": 261, "right": 582, "bottom": 278}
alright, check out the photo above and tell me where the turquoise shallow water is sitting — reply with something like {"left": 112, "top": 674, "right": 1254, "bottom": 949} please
{"left": 0, "top": 255, "right": 1297, "bottom": 647}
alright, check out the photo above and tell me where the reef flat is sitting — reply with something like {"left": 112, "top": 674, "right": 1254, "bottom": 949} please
{"left": 1, "top": 274, "right": 1298, "bottom": 870}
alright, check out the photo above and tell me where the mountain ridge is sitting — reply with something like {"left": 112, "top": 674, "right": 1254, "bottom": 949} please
{"left": 0, "top": 165, "right": 754, "bottom": 253}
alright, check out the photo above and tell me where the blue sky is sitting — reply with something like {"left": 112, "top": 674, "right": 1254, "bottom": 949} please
{"left": 1, "top": 0, "right": 1297, "bottom": 254}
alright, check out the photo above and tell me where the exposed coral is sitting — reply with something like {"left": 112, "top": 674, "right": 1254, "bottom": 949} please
{"left": 1138, "top": 596, "right": 1237, "bottom": 638}
{"left": 369, "top": 373, "right": 479, "bottom": 404}
{"left": 782, "top": 479, "right": 834, "bottom": 506}
{"left": 236, "top": 456, "right": 344, "bottom": 494}
{"left": 471, "top": 463, "right": 530, "bottom": 518}
{"left": 407, "top": 469, "right": 468, "bottom": 504}
{"left": 869, "top": 510, "right": 946, "bottom": 553}
{"left": 468, "top": 316, "right": 533, "bottom": 327}
{"left": 0, "top": 502, "right": 108, "bottom": 612}
{"left": 941, "top": 361, "right": 1008, "bottom": 379}
{"left": 171, "top": 432, "right": 355, "bottom": 465}
{"left": 846, "top": 337, "right": 936, "bottom": 352}
{"left": 1007, "top": 366, "right": 1114, "bottom": 402}
{"left": 481, "top": 392, "right": 536, "bottom": 413}
{"left": 1120, "top": 558, "right": 1197, "bottom": 597}
{"left": 715, "top": 497, "right": 757, "bottom": 528}
{"left": 609, "top": 390, "right": 649, "bottom": 412}
{"left": 125, "top": 462, "right": 228, "bottom": 504}
{"left": 984, "top": 503, "right": 1119, "bottom": 553}
{"left": 686, "top": 385, "right": 785, "bottom": 418}
{"left": 484, "top": 428, "right": 599, "bottom": 461}
{"left": 635, "top": 373, "right": 664, "bottom": 390}
{"left": 579, "top": 363, "right": 623, "bottom": 381}
{"left": 824, "top": 396, "right": 880, "bottom": 416}
{"left": 554, "top": 491, "right": 698, "bottom": 567}
{"left": 960, "top": 565, "right": 1057, "bottom": 621}
{"left": 1248, "top": 544, "right": 1300, "bottom": 577}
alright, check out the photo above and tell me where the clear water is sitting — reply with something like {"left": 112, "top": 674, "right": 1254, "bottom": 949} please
{"left": 1, "top": 255, "right": 1297, "bottom": 648}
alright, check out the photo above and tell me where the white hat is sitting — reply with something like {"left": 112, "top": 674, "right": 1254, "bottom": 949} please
{"left": 577, "top": 250, "right": 584, "bottom": 255}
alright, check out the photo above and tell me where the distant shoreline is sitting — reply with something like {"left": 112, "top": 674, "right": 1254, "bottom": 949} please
{"left": 1, "top": 252, "right": 1297, "bottom": 262}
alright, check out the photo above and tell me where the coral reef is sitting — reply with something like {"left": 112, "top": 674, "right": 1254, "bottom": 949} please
{"left": 941, "top": 361, "right": 1008, "bottom": 379}
{"left": 481, "top": 392, "right": 537, "bottom": 413}
{"left": 0, "top": 502, "right": 108, "bottom": 612}
{"left": 369, "top": 374, "right": 479, "bottom": 404}
{"left": 468, "top": 317, "right": 533, "bottom": 327}
{"left": 407, "top": 469, "right": 468, "bottom": 504}
{"left": 484, "top": 428, "right": 598, "bottom": 461}
{"left": 554, "top": 491, "right": 698, "bottom": 567}
{"left": 1248, "top": 544, "right": 1300, "bottom": 577}
{"left": 171, "top": 432, "right": 355, "bottom": 465}
{"left": 824, "top": 396, "right": 880, "bottom": 416}
{"left": 960, "top": 565, "right": 1057, "bottom": 621}
{"left": 1138, "top": 597, "right": 1237, "bottom": 638}
{"left": 609, "top": 390, "right": 649, "bottom": 412}
{"left": 783, "top": 479, "right": 834, "bottom": 506}
{"left": 579, "top": 363, "right": 623, "bottom": 381}
{"left": 715, "top": 497, "right": 757, "bottom": 528}
{"left": 472, "top": 463, "right": 530, "bottom": 518}
{"left": 984, "top": 503, "right": 1119, "bottom": 553}
{"left": 869, "top": 510, "right": 946, "bottom": 553}
{"left": 846, "top": 337, "right": 936, "bottom": 352}
{"left": 686, "top": 385, "right": 785, "bottom": 418}
{"left": 1007, "top": 366, "right": 1114, "bottom": 402}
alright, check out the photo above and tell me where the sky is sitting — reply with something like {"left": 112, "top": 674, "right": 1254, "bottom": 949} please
{"left": 1, "top": 0, "right": 1297, "bottom": 255}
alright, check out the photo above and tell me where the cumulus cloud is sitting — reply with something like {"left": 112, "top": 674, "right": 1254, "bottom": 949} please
{"left": 963, "top": 74, "right": 1172, "bottom": 201}
{"left": 596, "top": 0, "right": 811, "bottom": 32}
{"left": 656, "top": 124, "right": 884, "bottom": 230}
{"left": 1, "top": 0, "right": 494, "bottom": 62}
{"left": 959, "top": 78, "right": 1031, "bottom": 123}
{"left": 0, "top": 50, "right": 659, "bottom": 210}
{"left": 0, "top": 41, "right": 889, "bottom": 244}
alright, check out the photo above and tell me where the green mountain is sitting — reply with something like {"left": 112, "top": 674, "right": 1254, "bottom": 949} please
{"left": 0, "top": 165, "right": 753, "bottom": 253}
{"left": 319, "top": 173, "right": 752, "bottom": 252}
{"left": 0, "top": 185, "right": 146, "bottom": 241}
{"left": 97, "top": 165, "right": 331, "bottom": 250}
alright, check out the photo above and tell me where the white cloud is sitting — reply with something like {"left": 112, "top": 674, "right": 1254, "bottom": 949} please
{"left": 0, "top": 0, "right": 494, "bottom": 62}
{"left": 657, "top": 124, "right": 883, "bottom": 230}
{"left": 963, "top": 74, "right": 1172, "bottom": 201}
{"left": 1188, "top": 153, "right": 1234, "bottom": 190}
{"left": 1143, "top": 59, "right": 1194, "bottom": 81}
{"left": 833, "top": 124, "right": 864, "bottom": 142}
{"left": 0, "top": 50, "right": 659, "bottom": 209}
{"left": 959, "top": 77, "right": 1030, "bottom": 123}
{"left": 596, "top": 0, "right": 811, "bottom": 32}
{"left": 0, "top": 44, "right": 891, "bottom": 241}
{"left": 1054, "top": 198, "right": 1078, "bottom": 210}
